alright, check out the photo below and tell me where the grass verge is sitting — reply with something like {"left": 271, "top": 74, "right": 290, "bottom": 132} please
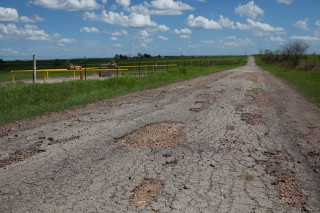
{"left": 0, "top": 58, "right": 247, "bottom": 126}
{"left": 255, "top": 56, "right": 320, "bottom": 104}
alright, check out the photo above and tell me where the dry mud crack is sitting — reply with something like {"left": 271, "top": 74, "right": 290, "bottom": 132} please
{"left": 0, "top": 57, "right": 319, "bottom": 213}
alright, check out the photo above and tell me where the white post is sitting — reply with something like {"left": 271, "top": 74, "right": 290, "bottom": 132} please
{"left": 33, "top": 54, "right": 36, "bottom": 83}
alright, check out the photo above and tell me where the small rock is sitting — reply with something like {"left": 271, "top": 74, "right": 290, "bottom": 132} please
{"left": 183, "top": 184, "right": 191, "bottom": 189}
{"left": 210, "top": 162, "right": 216, "bottom": 167}
{"left": 48, "top": 137, "right": 54, "bottom": 141}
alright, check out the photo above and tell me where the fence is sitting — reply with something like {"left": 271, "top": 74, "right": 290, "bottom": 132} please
{"left": 11, "top": 64, "right": 177, "bottom": 84}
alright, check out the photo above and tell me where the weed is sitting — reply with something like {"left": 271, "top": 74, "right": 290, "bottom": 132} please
{"left": 226, "top": 125, "right": 235, "bottom": 131}
{"left": 239, "top": 171, "right": 255, "bottom": 182}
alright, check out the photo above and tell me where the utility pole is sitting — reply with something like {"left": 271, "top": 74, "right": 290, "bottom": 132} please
{"left": 33, "top": 54, "right": 36, "bottom": 83}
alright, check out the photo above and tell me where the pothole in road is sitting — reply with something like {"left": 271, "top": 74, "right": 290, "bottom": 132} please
{"left": 130, "top": 179, "right": 164, "bottom": 208}
{"left": 189, "top": 107, "right": 204, "bottom": 112}
{"left": 195, "top": 101, "right": 210, "bottom": 106}
{"left": 0, "top": 146, "right": 45, "bottom": 168}
{"left": 197, "top": 91, "right": 223, "bottom": 100}
{"left": 164, "top": 159, "right": 178, "bottom": 168}
{"left": 258, "top": 161, "right": 307, "bottom": 211}
{"left": 241, "top": 113, "right": 263, "bottom": 125}
{"left": 116, "top": 122, "right": 186, "bottom": 148}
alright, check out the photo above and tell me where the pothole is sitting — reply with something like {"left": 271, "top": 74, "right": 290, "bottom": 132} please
{"left": 48, "top": 135, "right": 80, "bottom": 145}
{"left": 197, "top": 91, "right": 222, "bottom": 100}
{"left": 164, "top": 159, "right": 178, "bottom": 168}
{"left": 116, "top": 122, "right": 186, "bottom": 148}
{"left": 0, "top": 146, "right": 46, "bottom": 168}
{"left": 189, "top": 107, "right": 204, "bottom": 112}
{"left": 258, "top": 161, "right": 307, "bottom": 211}
{"left": 130, "top": 179, "right": 164, "bottom": 207}
{"left": 195, "top": 101, "right": 210, "bottom": 106}
{"left": 241, "top": 113, "right": 263, "bottom": 125}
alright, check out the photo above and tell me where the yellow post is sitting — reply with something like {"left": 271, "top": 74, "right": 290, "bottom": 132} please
{"left": 11, "top": 71, "right": 14, "bottom": 83}
{"left": 94, "top": 71, "right": 96, "bottom": 76}
{"left": 43, "top": 72, "right": 46, "bottom": 84}
{"left": 46, "top": 72, "right": 49, "bottom": 80}
{"left": 123, "top": 71, "right": 125, "bottom": 77}
{"left": 74, "top": 71, "right": 76, "bottom": 79}
{"left": 144, "top": 65, "right": 147, "bottom": 76}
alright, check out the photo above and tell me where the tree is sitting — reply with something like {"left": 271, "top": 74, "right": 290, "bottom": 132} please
{"left": 280, "top": 40, "right": 309, "bottom": 67}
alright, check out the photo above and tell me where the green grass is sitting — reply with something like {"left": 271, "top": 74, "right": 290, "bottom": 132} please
{"left": 255, "top": 56, "right": 320, "bottom": 104}
{"left": 0, "top": 56, "right": 247, "bottom": 126}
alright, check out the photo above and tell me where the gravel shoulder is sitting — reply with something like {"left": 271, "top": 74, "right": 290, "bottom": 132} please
{"left": 0, "top": 57, "right": 319, "bottom": 212}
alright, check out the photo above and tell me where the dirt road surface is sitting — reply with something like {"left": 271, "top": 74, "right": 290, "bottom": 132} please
{"left": 1, "top": 57, "right": 319, "bottom": 212}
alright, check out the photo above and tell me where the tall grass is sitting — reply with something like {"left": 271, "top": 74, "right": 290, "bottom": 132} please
{"left": 0, "top": 57, "right": 247, "bottom": 126}
{"left": 255, "top": 56, "right": 320, "bottom": 104}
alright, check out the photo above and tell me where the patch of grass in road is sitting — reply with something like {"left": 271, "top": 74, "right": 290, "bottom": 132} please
{"left": 226, "top": 125, "right": 235, "bottom": 131}
{"left": 0, "top": 58, "right": 247, "bottom": 126}
{"left": 255, "top": 56, "right": 320, "bottom": 104}
{"left": 239, "top": 171, "right": 255, "bottom": 182}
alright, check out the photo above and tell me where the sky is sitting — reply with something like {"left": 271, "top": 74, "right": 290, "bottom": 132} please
{"left": 0, "top": 0, "right": 319, "bottom": 60}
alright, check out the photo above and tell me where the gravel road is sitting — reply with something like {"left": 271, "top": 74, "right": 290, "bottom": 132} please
{"left": 0, "top": 57, "right": 319, "bottom": 212}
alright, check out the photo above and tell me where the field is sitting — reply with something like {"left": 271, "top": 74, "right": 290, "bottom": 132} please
{"left": 0, "top": 56, "right": 247, "bottom": 126}
{"left": 255, "top": 55, "right": 320, "bottom": 104}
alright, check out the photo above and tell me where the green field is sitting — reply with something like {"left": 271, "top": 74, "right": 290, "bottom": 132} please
{"left": 0, "top": 56, "right": 247, "bottom": 126}
{"left": 255, "top": 56, "right": 320, "bottom": 105}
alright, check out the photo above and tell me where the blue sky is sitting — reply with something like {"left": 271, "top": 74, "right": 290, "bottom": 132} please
{"left": 0, "top": 0, "right": 319, "bottom": 60}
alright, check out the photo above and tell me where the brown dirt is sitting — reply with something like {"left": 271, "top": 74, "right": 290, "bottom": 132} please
{"left": 241, "top": 113, "right": 263, "bottom": 125}
{"left": 129, "top": 179, "right": 164, "bottom": 207}
{"left": 258, "top": 161, "right": 307, "bottom": 211}
{"left": 116, "top": 122, "right": 186, "bottom": 148}
{"left": 0, "top": 146, "right": 45, "bottom": 168}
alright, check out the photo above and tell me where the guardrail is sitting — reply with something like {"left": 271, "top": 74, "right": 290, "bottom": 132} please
{"left": 10, "top": 64, "right": 177, "bottom": 84}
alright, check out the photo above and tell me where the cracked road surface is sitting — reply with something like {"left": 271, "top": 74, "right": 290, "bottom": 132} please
{"left": 1, "top": 57, "right": 319, "bottom": 212}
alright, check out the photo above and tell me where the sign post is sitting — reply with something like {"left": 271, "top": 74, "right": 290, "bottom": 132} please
{"left": 33, "top": 54, "right": 36, "bottom": 83}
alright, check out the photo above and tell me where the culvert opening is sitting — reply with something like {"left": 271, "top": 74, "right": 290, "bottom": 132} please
{"left": 116, "top": 122, "right": 186, "bottom": 148}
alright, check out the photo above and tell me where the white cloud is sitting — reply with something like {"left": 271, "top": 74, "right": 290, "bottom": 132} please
{"left": 315, "top": 20, "right": 320, "bottom": 28}
{"left": 235, "top": 1, "right": 264, "bottom": 19}
{"left": 128, "top": 1, "right": 194, "bottom": 16}
{"left": 30, "top": 0, "right": 100, "bottom": 11}
{"left": 219, "top": 15, "right": 236, "bottom": 29}
{"left": 157, "top": 35, "right": 168, "bottom": 40}
{"left": 270, "top": 36, "right": 285, "bottom": 42}
{"left": 57, "top": 38, "right": 77, "bottom": 46}
{"left": 186, "top": 14, "right": 222, "bottom": 30}
{"left": 223, "top": 38, "right": 254, "bottom": 47}
{"left": 173, "top": 28, "right": 192, "bottom": 34}
{"left": 276, "top": 0, "right": 294, "bottom": 5}
{"left": 151, "top": 0, "right": 194, "bottom": 11}
{"left": 290, "top": 35, "right": 320, "bottom": 41}
{"left": 20, "top": 15, "right": 44, "bottom": 23}
{"left": 116, "top": 0, "right": 130, "bottom": 8}
{"left": 80, "top": 26, "right": 100, "bottom": 33}
{"left": 202, "top": 40, "right": 215, "bottom": 44}
{"left": 0, "top": 23, "right": 51, "bottom": 40}
{"left": 110, "top": 36, "right": 118, "bottom": 41}
{"left": 101, "top": 0, "right": 107, "bottom": 3}
{"left": 225, "top": 35, "right": 237, "bottom": 40}
{"left": 0, "top": 7, "right": 19, "bottom": 22}
{"left": 111, "top": 30, "right": 128, "bottom": 36}
{"left": 294, "top": 19, "right": 309, "bottom": 31}
{"left": 137, "top": 30, "right": 150, "bottom": 37}
{"left": 83, "top": 10, "right": 157, "bottom": 28}
{"left": 236, "top": 19, "right": 284, "bottom": 36}
{"left": 114, "top": 44, "right": 122, "bottom": 48}
{"left": 156, "top": 25, "right": 170, "bottom": 32}
{"left": 1, "top": 47, "right": 18, "bottom": 55}
{"left": 179, "top": 34, "right": 190, "bottom": 39}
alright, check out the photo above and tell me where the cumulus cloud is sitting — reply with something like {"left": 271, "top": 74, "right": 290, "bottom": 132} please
{"left": 80, "top": 26, "right": 100, "bottom": 33}
{"left": 236, "top": 19, "right": 284, "bottom": 36}
{"left": 235, "top": 1, "right": 264, "bottom": 19}
{"left": 219, "top": 15, "right": 236, "bottom": 29}
{"left": 290, "top": 35, "right": 320, "bottom": 41}
{"left": 156, "top": 25, "right": 170, "bottom": 32}
{"left": 116, "top": 0, "right": 130, "bottom": 8}
{"left": 110, "top": 37, "right": 118, "bottom": 41}
{"left": 157, "top": 35, "right": 168, "bottom": 40}
{"left": 270, "top": 36, "right": 285, "bottom": 42}
{"left": 0, "top": 7, "right": 19, "bottom": 22}
{"left": 128, "top": 0, "right": 194, "bottom": 16}
{"left": 276, "top": 0, "right": 294, "bottom": 5}
{"left": 57, "top": 38, "right": 77, "bottom": 46}
{"left": 30, "top": 0, "right": 100, "bottom": 11}
{"left": 315, "top": 20, "right": 320, "bottom": 27}
{"left": 0, "top": 23, "right": 51, "bottom": 40}
{"left": 20, "top": 15, "right": 44, "bottom": 23}
{"left": 294, "top": 19, "right": 309, "bottom": 31}
{"left": 151, "top": 0, "right": 194, "bottom": 11}
{"left": 179, "top": 35, "right": 190, "bottom": 39}
{"left": 83, "top": 10, "right": 157, "bottom": 28}
{"left": 111, "top": 30, "right": 128, "bottom": 36}
{"left": 186, "top": 14, "right": 222, "bottom": 30}
{"left": 173, "top": 28, "right": 192, "bottom": 34}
